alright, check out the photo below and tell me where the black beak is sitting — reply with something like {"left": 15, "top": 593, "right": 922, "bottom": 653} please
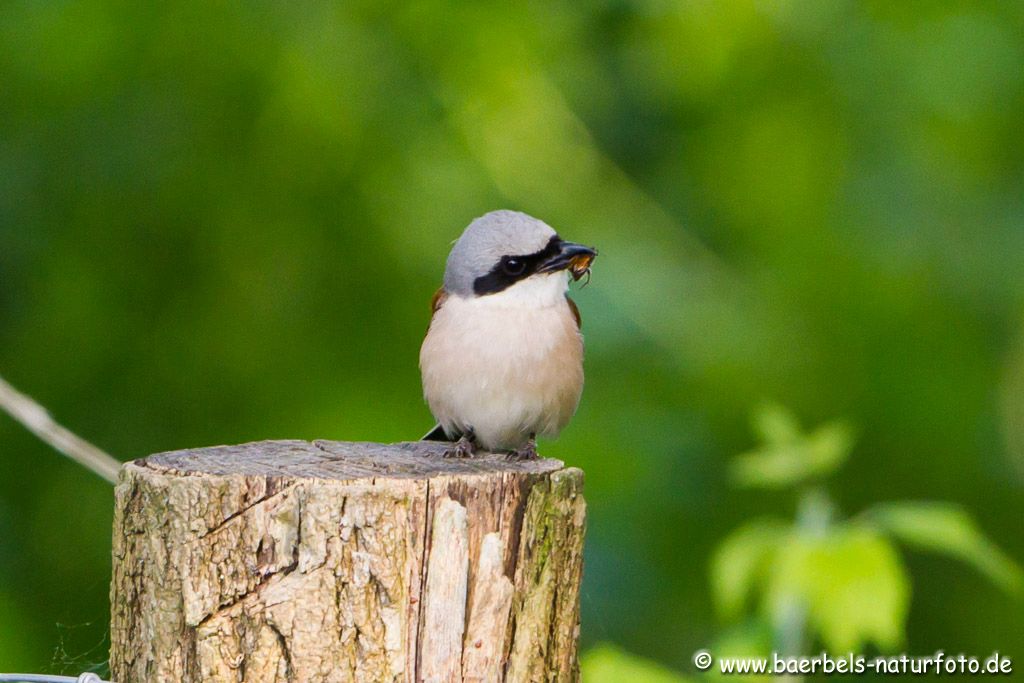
{"left": 536, "top": 240, "right": 598, "bottom": 274}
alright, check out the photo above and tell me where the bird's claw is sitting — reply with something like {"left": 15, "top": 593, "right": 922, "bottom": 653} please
{"left": 505, "top": 439, "right": 538, "bottom": 461}
{"left": 443, "top": 435, "right": 476, "bottom": 459}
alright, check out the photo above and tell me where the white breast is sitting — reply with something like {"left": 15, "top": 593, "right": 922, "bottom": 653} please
{"left": 419, "top": 274, "right": 584, "bottom": 451}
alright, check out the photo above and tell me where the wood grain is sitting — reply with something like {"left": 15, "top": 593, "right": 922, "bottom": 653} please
{"left": 109, "top": 440, "right": 585, "bottom": 683}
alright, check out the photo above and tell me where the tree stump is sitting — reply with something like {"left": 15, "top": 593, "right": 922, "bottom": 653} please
{"left": 109, "top": 440, "right": 586, "bottom": 682}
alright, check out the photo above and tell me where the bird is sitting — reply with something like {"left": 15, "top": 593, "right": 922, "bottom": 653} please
{"left": 419, "top": 210, "right": 597, "bottom": 460}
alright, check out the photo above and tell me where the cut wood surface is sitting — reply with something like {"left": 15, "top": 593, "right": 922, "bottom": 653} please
{"left": 109, "top": 440, "right": 586, "bottom": 683}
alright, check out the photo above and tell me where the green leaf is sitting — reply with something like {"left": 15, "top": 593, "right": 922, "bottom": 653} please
{"left": 764, "top": 525, "right": 909, "bottom": 652}
{"left": 581, "top": 643, "right": 692, "bottom": 683}
{"left": 806, "top": 421, "right": 856, "bottom": 474}
{"left": 752, "top": 403, "right": 802, "bottom": 443}
{"left": 866, "top": 502, "right": 1024, "bottom": 594}
{"left": 731, "top": 419, "right": 854, "bottom": 489}
{"left": 705, "top": 619, "right": 775, "bottom": 682}
{"left": 712, "top": 518, "right": 789, "bottom": 620}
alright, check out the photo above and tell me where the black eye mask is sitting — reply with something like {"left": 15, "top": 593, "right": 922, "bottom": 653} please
{"left": 472, "top": 236, "right": 564, "bottom": 296}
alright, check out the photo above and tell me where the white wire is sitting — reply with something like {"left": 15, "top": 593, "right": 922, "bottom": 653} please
{"left": 0, "top": 675, "right": 108, "bottom": 683}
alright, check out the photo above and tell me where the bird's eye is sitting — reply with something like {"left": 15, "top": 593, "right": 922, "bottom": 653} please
{"left": 503, "top": 257, "right": 526, "bottom": 276}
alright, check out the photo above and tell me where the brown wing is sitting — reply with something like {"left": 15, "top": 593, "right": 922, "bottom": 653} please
{"left": 427, "top": 288, "right": 448, "bottom": 332}
{"left": 566, "top": 294, "right": 581, "bottom": 329}
{"left": 430, "top": 287, "right": 447, "bottom": 314}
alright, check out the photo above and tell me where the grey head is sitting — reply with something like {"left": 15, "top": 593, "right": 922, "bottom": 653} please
{"left": 443, "top": 211, "right": 557, "bottom": 296}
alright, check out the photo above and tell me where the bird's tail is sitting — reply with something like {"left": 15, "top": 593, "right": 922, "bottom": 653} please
{"left": 421, "top": 423, "right": 449, "bottom": 441}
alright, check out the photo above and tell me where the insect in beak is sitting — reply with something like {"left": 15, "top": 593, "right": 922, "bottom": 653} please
{"left": 567, "top": 250, "right": 596, "bottom": 284}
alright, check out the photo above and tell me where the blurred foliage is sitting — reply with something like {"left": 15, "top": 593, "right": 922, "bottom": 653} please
{"left": 866, "top": 502, "right": 1024, "bottom": 594}
{"left": 711, "top": 406, "right": 1022, "bottom": 660}
{"left": 581, "top": 644, "right": 691, "bottom": 683}
{"left": 2, "top": 0, "right": 1024, "bottom": 675}
{"left": 731, "top": 404, "right": 855, "bottom": 489}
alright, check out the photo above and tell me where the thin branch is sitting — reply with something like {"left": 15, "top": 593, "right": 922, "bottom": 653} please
{"left": 0, "top": 373, "right": 121, "bottom": 483}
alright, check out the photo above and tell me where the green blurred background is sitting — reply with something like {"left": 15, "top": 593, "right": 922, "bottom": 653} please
{"left": 2, "top": 0, "right": 1023, "bottom": 677}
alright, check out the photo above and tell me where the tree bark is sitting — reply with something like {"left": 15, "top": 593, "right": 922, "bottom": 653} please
{"left": 109, "top": 440, "right": 586, "bottom": 682}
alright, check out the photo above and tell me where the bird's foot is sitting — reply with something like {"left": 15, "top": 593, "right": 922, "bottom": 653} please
{"left": 443, "top": 434, "right": 476, "bottom": 459}
{"left": 505, "top": 437, "right": 538, "bottom": 461}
